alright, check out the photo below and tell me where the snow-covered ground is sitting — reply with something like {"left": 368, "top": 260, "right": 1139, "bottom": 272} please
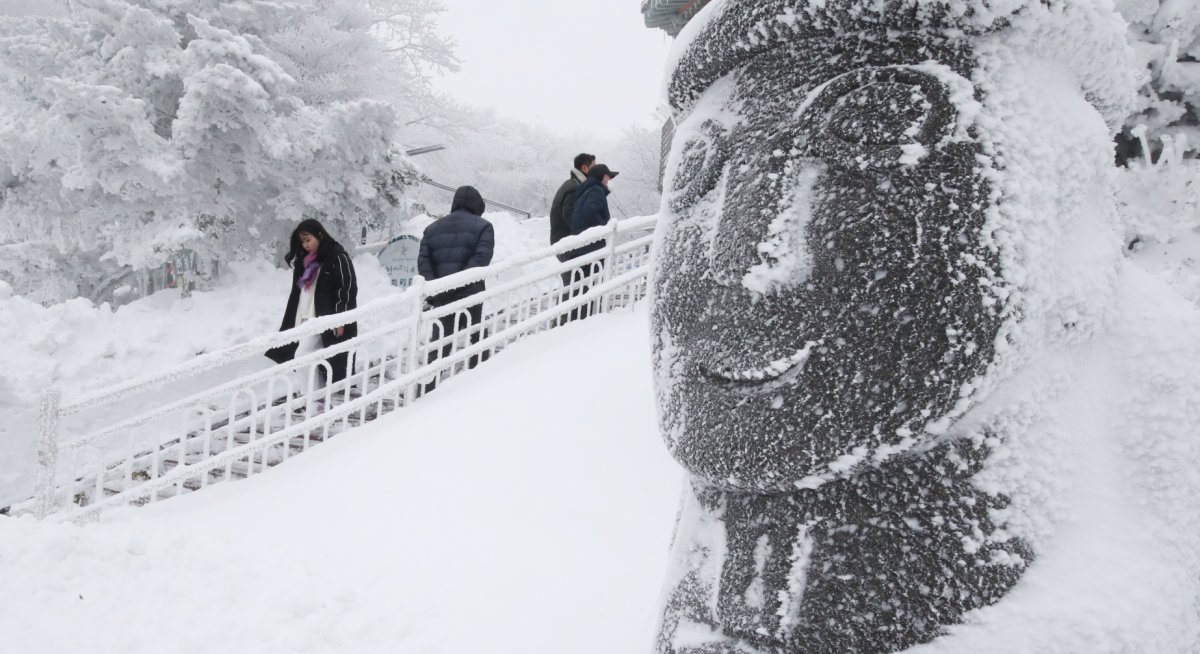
{"left": 0, "top": 308, "right": 682, "bottom": 653}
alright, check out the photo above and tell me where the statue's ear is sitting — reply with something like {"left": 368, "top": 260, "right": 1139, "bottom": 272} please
{"left": 801, "top": 67, "right": 963, "bottom": 171}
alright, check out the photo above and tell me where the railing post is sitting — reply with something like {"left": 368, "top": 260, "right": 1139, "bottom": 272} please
{"left": 601, "top": 220, "right": 620, "bottom": 313}
{"left": 34, "top": 388, "right": 62, "bottom": 519}
{"left": 404, "top": 277, "right": 426, "bottom": 400}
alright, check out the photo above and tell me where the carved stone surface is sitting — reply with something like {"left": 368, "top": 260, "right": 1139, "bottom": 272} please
{"left": 650, "top": 2, "right": 1043, "bottom": 652}
{"left": 660, "top": 441, "right": 1028, "bottom": 653}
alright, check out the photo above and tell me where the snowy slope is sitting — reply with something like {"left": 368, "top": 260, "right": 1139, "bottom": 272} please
{"left": 0, "top": 307, "right": 682, "bottom": 654}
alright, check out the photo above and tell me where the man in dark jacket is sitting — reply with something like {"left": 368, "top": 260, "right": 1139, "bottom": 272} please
{"left": 417, "top": 186, "right": 495, "bottom": 391}
{"left": 565, "top": 163, "right": 619, "bottom": 320}
{"left": 549, "top": 153, "right": 594, "bottom": 324}
{"left": 549, "top": 153, "right": 595, "bottom": 254}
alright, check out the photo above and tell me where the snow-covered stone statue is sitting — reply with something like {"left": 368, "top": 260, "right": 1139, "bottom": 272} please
{"left": 650, "top": 0, "right": 1200, "bottom": 652}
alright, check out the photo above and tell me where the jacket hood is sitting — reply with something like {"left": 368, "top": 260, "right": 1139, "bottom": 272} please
{"left": 451, "top": 186, "right": 486, "bottom": 216}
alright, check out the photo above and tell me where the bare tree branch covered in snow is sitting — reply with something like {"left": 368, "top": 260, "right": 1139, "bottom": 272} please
{"left": 408, "top": 113, "right": 664, "bottom": 223}
{"left": 605, "top": 122, "right": 665, "bottom": 220}
{"left": 369, "top": 0, "right": 460, "bottom": 79}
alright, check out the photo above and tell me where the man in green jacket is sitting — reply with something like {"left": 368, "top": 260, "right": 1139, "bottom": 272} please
{"left": 550, "top": 153, "right": 595, "bottom": 324}
{"left": 549, "top": 153, "right": 595, "bottom": 258}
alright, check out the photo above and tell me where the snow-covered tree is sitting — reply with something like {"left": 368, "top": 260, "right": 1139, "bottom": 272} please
{"left": 0, "top": 0, "right": 456, "bottom": 302}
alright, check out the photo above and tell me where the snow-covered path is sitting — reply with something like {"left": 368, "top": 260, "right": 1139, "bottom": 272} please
{"left": 0, "top": 308, "right": 683, "bottom": 654}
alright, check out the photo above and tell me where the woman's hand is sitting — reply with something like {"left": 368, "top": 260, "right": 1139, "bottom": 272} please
{"left": 333, "top": 326, "right": 344, "bottom": 338}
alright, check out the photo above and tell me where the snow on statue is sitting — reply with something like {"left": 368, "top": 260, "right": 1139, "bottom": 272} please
{"left": 649, "top": 0, "right": 1200, "bottom": 652}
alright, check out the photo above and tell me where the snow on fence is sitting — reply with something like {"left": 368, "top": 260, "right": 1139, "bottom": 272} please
{"left": 18, "top": 216, "right": 658, "bottom": 521}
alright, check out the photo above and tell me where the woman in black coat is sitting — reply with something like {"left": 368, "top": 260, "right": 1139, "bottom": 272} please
{"left": 266, "top": 219, "right": 359, "bottom": 384}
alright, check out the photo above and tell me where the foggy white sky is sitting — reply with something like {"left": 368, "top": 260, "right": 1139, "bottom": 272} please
{"left": 433, "top": 0, "right": 674, "bottom": 139}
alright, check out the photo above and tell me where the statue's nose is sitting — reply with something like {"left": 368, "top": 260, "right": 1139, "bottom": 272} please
{"left": 710, "top": 155, "right": 825, "bottom": 295}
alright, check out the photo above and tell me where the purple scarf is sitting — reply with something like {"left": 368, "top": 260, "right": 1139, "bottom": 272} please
{"left": 297, "top": 251, "right": 319, "bottom": 290}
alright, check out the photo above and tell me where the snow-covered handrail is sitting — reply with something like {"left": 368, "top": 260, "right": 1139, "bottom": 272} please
{"left": 420, "top": 214, "right": 657, "bottom": 297}
{"left": 24, "top": 215, "right": 659, "bottom": 520}
{"left": 50, "top": 264, "right": 654, "bottom": 523}
{"left": 59, "top": 291, "right": 416, "bottom": 416}
{"left": 59, "top": 215, "right": 658, "bottom": 416}
{"left": 57, "top": 231, "right": 655, "bottom": 453}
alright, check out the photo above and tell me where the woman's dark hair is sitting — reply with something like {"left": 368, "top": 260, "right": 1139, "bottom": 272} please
{"left": 285, "top": 218, "right": 343, "bottom": 265}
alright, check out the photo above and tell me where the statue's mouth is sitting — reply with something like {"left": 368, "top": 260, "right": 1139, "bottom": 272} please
{"left": 701, "top": 341, "right": 818, "bottom": 394}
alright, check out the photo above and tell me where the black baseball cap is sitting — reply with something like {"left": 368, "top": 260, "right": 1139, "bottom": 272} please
{"left": 588, "top": 164, "right": 620, "bottom": 180}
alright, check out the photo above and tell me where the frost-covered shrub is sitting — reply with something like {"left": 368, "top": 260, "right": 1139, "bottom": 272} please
{"left": 1119, "top": 128, "right": 1200, "bottom": 243}
{"left": 0, "top": 0, "right": 439, "bottom": 301}
{"left": 1117, "top": 129, "right": 1200, "bottom": 304}
{"left": 1116, "top": 0, "right": 1200, "bottom": 162}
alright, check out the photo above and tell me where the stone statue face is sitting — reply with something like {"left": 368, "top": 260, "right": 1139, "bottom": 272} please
{"left": 652, "top": 43, "right": 1002, "bottom": 491}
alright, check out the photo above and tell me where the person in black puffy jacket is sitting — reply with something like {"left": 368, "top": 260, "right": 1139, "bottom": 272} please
{"left": 417, "top": 186, "right": 495, "bottom": 391}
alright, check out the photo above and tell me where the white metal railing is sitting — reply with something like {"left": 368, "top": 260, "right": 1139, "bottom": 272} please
{"left": 16, "top": 215, "right": 658, "bottom": 521}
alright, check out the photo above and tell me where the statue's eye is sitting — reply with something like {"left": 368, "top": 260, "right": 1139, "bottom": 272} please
{"left": 668, "top": 119, "right": 728, "bottom": 212}
{"left": 800, "top": 68, "right": 963, "bottom": 170}
{"left": 672, "top": 138, "right": 709, "bottom": 190}
{"left": 827, "top": 82, "right": 932, "bottom": 147}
